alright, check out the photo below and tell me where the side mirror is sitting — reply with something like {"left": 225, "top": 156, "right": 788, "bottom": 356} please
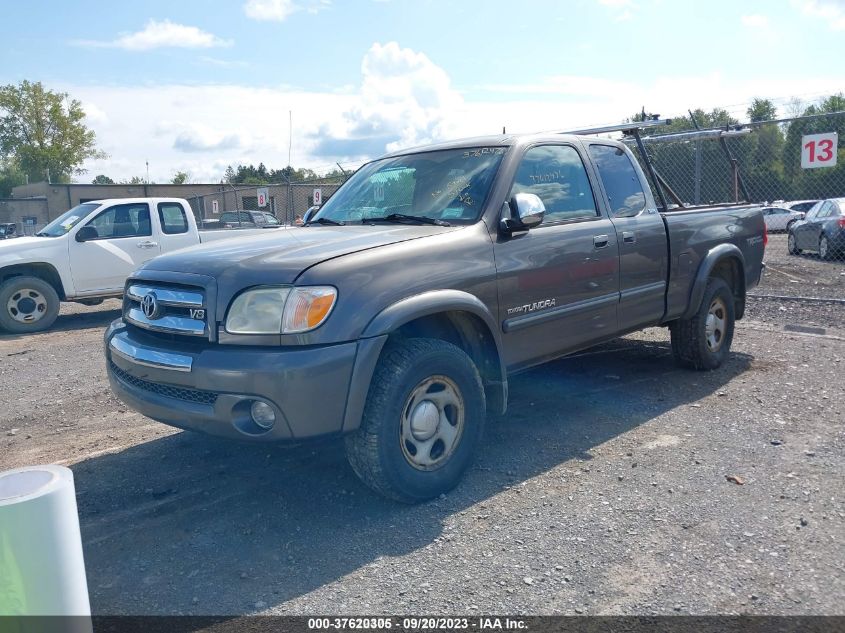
{"left": 302, "top": 206, "right": 318, "bottom": 224}
{"left": 75, "top": 226, "right": 99, "bottom": 242}
{"left": 500, "top": 193, "right": 545, "bottom": 233}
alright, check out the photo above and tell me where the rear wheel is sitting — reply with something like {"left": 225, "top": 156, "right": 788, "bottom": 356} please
{"left": 819, "top": 235, "right": 831, "bottom": 261}
{"left": 345, "top": 338, "right": 485, "bottom": 503}
{"left": 0, "top": 276, "right": 60, "bottom": 334}
{"left": 787, "top": 232, "right": 801, "bottom": 255}
{"left": 670, "top": 278, "right": 735, "bottom": 370}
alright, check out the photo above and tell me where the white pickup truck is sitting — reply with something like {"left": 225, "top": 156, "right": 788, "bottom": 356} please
{"left": 0, "top": 198, "right": 284, "bottom": 333}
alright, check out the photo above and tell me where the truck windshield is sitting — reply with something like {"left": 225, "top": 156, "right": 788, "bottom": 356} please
{"left": 313, "top": 147, "right": 507, "bottom": 225}
{"left": 36, "top": 203, "right": 100, "bottom": 237}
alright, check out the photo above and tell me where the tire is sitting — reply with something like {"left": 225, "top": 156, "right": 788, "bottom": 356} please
{"left": 787, "top": 232, "right": 801, "bottom": 255}
{"left": 0, "top": 276, "right": 61, "bottom": 334}
{"left": 345, "top": 338, "right": 486, "bottom": 503}
{"left": 670, "top": 278, "right": 735, "bottom": 370}
{"left": 786, "top": 220, "right": 797, "bottom": 233}
{"left": 819, "top": 235, "right": 831, "bottom": 261}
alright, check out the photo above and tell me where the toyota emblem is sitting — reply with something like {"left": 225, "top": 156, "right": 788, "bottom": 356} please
{"left": 141, "top": 293, "right": 161, "bottom": 319}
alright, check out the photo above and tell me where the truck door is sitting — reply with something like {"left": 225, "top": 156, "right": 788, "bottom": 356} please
{"left": 68, "top": 202, "right": 160, "bottom": 293}
{"left": 493, "top": 143, "right": 620, "bottom": 370}
{"left": 156, "top": 201, "right": 198, "bottom": 251}
{"left": 588, "top": 143, "right": 668, "bottom": 331}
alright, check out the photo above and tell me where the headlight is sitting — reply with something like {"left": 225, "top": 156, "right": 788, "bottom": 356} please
{"left": 225, "top": 286, "right": 337, "bottom": 334}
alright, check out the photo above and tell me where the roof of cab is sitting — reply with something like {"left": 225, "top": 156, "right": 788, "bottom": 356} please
{"left": 81, "top": 197, "right": 189, "bottom": 206}
{"left": 378, "top": 132, "right": 620, "bottom": 161}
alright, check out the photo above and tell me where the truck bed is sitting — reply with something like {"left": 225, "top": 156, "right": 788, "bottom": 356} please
{"left": 661, "top": 203, "right": 766, "bottom": 322}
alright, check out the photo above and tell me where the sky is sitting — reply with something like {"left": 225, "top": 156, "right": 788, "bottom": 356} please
{"left": 2, "top": 0, "right": 844, "bottom": 183}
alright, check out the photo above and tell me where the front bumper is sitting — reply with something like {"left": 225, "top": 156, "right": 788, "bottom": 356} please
{"left": 104, "top": 320, "right": 381, "bottom": 441}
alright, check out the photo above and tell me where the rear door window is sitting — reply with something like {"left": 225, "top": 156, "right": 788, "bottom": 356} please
{"left": 158, "top": 202, "right": 189, "bottom": 235}
{"left": 588, "top": 144, "right": 647, "bottom": 218}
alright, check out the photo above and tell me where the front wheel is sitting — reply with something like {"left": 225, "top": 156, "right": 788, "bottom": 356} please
{"left": 345, "top": 338, "right": 486, "bottom": 503}
{"left": 670, "top": 278, "right": 735, "bottom": 370}
{"left": 787, "top": 232, "right": 801, "bottom": 255}
{"left": 0, "top": 276, "right": 61, "bottom": 334}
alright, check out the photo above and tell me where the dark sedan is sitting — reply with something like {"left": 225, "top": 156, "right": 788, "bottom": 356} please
{"left": 788, "top": 197, "right": 845, "bottom": 260}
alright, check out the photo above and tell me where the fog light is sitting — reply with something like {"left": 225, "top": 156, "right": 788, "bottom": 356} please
{"left": 250, "top": 401, "right": 276, "bottom": 430}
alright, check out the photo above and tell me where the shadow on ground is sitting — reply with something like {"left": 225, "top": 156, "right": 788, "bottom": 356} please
{"left": 71, "top": 336, "right": 752, "bottom": 615}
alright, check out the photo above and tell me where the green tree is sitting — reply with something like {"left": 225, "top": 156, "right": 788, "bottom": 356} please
{"left": 0, "top": 80, "right": 106, "bottom": 183}
{"left": 0, "top": 158, "right": 26, "bottom": 197}
{"left": 747, "top": 98, "right": 778, "bottom": 123}
{"left": 120, "top": 176, "right": 146, "bottom": 185}
{"left": 91, "top": 174, "right": 114, "bottom": 184}
{"left": 171, "top": 171, "right": 190, "bottom": 185}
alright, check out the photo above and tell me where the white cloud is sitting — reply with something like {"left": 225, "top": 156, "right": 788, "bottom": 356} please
{"left": 171, "top": 125, "right": 245, "bottom": 153}
{"left": 792, "top": 0, "right": 845, "bottom": 30}
{"left": 316, "top": 42, "right": 463, "bottom": 155}
{"left": 197, "top": 56, "right": 249, "bottom": 68}
{"left": 741, "top": 14, "right": 771, "bottom": 29}
{"left": 73, "top": 19, "right": 231, "bottom": 51}
{"left": 67, "top": 41, "right": 845, "bottom": 183}
{"left": 243, "top": 0, "right": 330, "bottom": 21}
{"left": 597, "top": 0, "right": 637, "bottom": 20}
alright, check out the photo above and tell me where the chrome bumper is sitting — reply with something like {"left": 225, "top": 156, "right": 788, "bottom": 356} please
{"left": 109, "top": 330, "right": 193, "bottom": 372}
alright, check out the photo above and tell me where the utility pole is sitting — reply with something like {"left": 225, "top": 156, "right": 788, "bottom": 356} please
{"left": 146, "top": 160, "right": 150, "bottom": 184}
{"left": 689, "top": 110, "right": 702, "bottom": 206}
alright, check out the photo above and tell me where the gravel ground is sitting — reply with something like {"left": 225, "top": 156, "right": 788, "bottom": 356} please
{"left": 759, "top": 233, "right": 845, "bottom": 300}
{"left": 1, "top": 299, "right": 843, "bottom": 616}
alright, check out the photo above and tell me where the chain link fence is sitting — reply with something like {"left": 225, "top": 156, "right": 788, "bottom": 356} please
{"left": 184, "top": 180, "right": 343, "bottom": 228}
{"left": 628, "top": 111, "right": 845, "bottom": 302}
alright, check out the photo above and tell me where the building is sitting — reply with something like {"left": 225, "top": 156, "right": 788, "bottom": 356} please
{"left": 2, "top": 180, "right": 341, "bottom": 234}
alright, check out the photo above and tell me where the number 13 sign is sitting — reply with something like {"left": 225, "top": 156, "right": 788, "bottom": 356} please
{"left": 801, "top": 132, "right": 838, "bottom": 169}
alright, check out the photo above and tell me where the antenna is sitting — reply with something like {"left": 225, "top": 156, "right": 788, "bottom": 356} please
{"left": 288, "top": 110, "right": 293, "bottom": 168}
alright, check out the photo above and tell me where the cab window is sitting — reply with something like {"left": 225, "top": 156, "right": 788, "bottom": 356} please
{"left": 588, "top": 144, "right": 647, "bottom": 217}
{"left": 158, "top": 202, "right": 189, "bottom": 235}
{"left": 510, "top": 145, "right": 599, "bottom": 224}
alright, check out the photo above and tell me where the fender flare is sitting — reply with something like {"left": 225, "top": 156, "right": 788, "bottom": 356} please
{"left": 342, "top": 290, "right": 507, "bottom": 432}
{"left": 0, "top": 261, "right": 68, "bottom": 300}
{"left": 681, "top": 244, "right": 746, "bottom": 320}
{"left": 362, "top": 289, "right": 507, "bottom": 384}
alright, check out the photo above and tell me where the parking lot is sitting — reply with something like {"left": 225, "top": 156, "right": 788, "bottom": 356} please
{"left": 1, "top": 259, "right": 843, "bottom": 615}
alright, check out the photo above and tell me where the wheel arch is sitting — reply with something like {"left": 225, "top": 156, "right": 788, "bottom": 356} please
{"left": 342, "top": 290, "right": 507, "bottom": 433}
{"left": 0, "top": 263, "right": 66, "bottom": 300}
{"left": 682, "top": 244, "right": 746, "bottom": 321}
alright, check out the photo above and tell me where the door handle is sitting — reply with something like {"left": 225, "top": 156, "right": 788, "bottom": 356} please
{"left": 137, "top": 241, "right": 159, "bottom": 249}
{"left": 593, "top": 235, "right": 609, "bottom": 249}
{"left": 622, "top": 231, "right": 636, "bottom": 244}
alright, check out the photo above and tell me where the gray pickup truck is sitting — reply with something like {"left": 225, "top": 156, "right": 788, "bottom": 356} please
{"left": 105, "top": 128, "right": 765, "bottom": 502}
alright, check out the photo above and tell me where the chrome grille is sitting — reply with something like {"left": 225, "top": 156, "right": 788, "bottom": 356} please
{"left": 109, "top": 361, "right": 218, "bottom": 405}
{"left": 125, "top": 283, "right": 207, "bottom": 337}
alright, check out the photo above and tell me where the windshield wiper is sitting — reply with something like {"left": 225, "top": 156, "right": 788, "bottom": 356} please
{"left": 304, "top": 217, "right": 345, "bottom": 226}
{"left": 34, "top": 231, "right": 50, "bottom": 237}
{"left": 374, "top": 213, "right": 451, "bottom": 227}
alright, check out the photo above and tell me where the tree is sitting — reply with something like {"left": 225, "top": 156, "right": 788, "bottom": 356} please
{"left": 171, "top": 171, "right": 190, "bottom": 185}
{"left": 120, "top": 176, "right": 146, "bottom": 185}
{"left": 0, "top": 158, "right": 25, "bottom": 197}
{"left": 223, "top": 165, "right": 235, "bottom": 183}
{"left": 747, "top": 98, "right": 778, "bottom": 123}
{"left": 0, "top": 80, "right": 106, "bottom": 183}
{"left": 91, "top": 174, "right": 114, "bottom": 184}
